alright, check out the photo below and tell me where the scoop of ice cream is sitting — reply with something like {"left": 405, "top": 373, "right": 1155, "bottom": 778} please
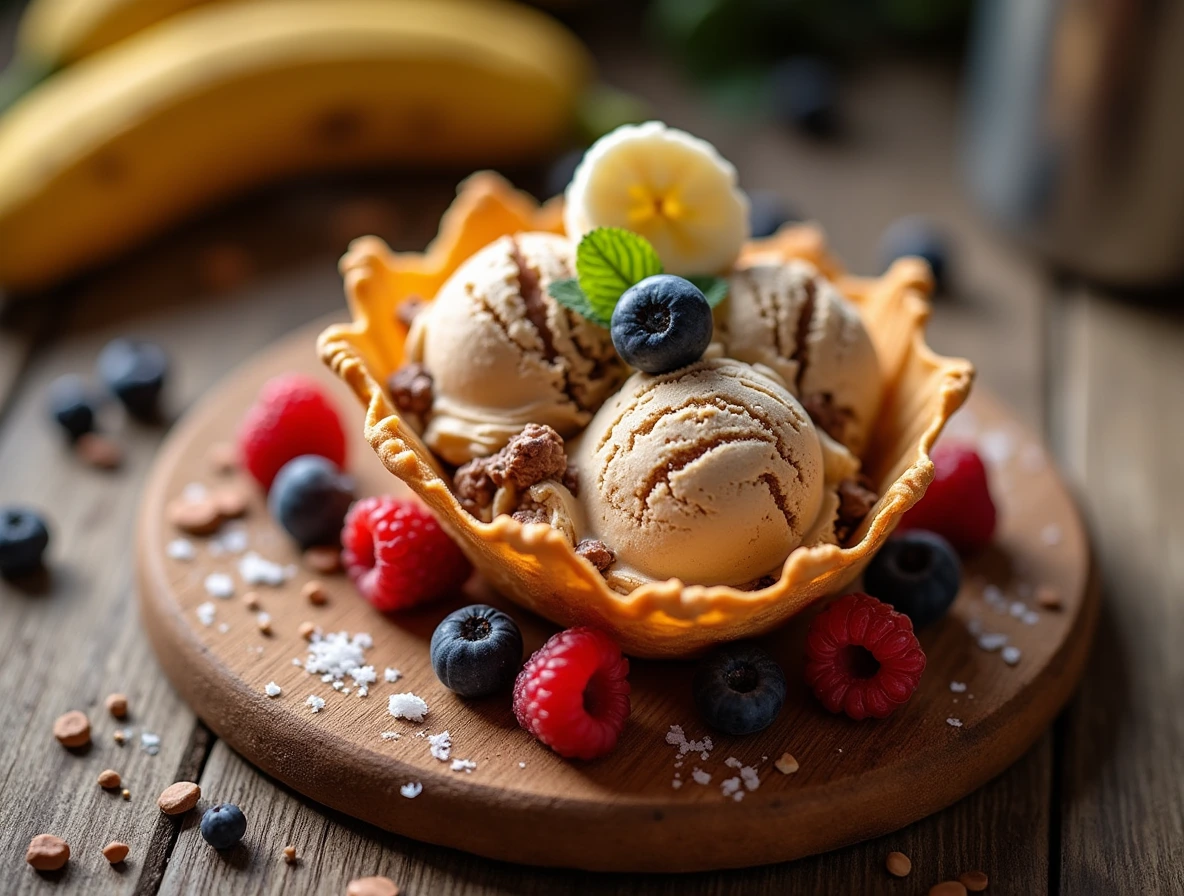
{"left": 571, "top": 358, "right": 828, "bottom": 588}
{"left": 406, "top": 233, "right": 622, "bottom": 465}
{"left": 718, "top": 260, "right": 882, "bottom": 454}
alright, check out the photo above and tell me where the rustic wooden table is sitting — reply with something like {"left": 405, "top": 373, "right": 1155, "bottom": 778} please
{"left": 1, "top": 12, "right": 1182, "bottom": 895}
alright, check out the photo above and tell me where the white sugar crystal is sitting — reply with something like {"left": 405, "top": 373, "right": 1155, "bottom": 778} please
{"left": 321, "top": 673, "right": 335, "bottom": 683}
{"left": 354, "top": 633, "right": 373, "bottom": 649}
{"left": 182, "top": 482, "right": 208, "bottom": 502}
{"left": 983, "top": 584, "right": 1006, "bottom": 608}
{"left": 1002, "top": 646, "right": 1022, "bottom": 665}
{"left": 740, "top": 766, "right": 761, "bottom": 791}
{"left": 291, "top": 657, "right": 303, "bottom": 667}
{"left": 1041, "top": 524, "right": 1062, "bottom": 546}
{"left": 389, "top": 693, "right": 428, "bottom": 722}
{"left": 724, "top": 757, "right": 742, "bottom": 769}
{"left": 304, "top": 631, "right": 372, "bottom": 683}
{"left": 978, "top": 632, "right": 1009, "bottom": 652}
{"left": 980, "top": 429, "right": 1016, "bottom": 467}
{"left": 217, "top": 622, "right": 230, "bottom": 634}
{"left": 671, "top": 779, "right": 683, "bottom": 789}
{"left": 257, "top": 611, "right": 272, "bottom": 627}
{"left": 732, "top": 791, "right": 745, "bottom": 802}
{"left": 350, "top": 665, "right": 377, "bottom": 686}
{"left": 203, "top": 573, "right": 234, "bottom": 599}
{"left": 196, "top": 602, "right": 216, "bottom": 626}
{"left": 947, "top": 717, "right": 963, "bottom": 728}
{"left": 1022, "top": 611, "right": 1040, "bottom": 626}
{"left": 341, "top": 688, "right": 350, "bottom": 695}
{"left": 265, "top": 682, "right": 282, "bottom": 697}
{"left": 239, "top": 551, "right": 295, "bottom": 586}
{"left": 720, "top": 776, "right": 742, "bottom": 798}
{"left": 381, "top": 731, "right": 401, "bottom": 741}
{"left": 400, "top": 782, "right": 422, "bottom": 799}
{"left": 949, "top": 681, "right": 967, "bottom": 693}
{"left": 208, "top": 524, "right": 249, "bottom": 557}
{"left": 451, "top": 759, "right": 477, "bottom": 773}
{"left": 384, "top": 667, "right": 402, "bottom": 683}
{"left": 692, "top": 768, "right": 712, "bottom": 786}
{"left": 306, "top": 695, "right": 325, "bottom": 713}
{"left": 167, "top": 539, "right": 195, "bottom": 561}
{"left": 665, "top": 725, "right": 685, "bottom": 746}
{"left": 332, "top": 681, "right": 344, "bottom": 691}
{"left": 1010, "top": 602, "right": 1027, "bottom": 618}
{"left": 518, "top": 762, "right": 526, "bottom": 769}
{"left": 358, "top": 687, "right": 369, "bottom": 698}
{"left": 140, "top": 731, "right": 161, "bottom": 755}
{"left": 428, "top": 730, "right": 452, "bottom": 761}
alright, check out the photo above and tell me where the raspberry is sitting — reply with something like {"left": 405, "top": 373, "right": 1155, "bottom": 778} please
{"left": 899, "top": 442, "right": 997, "bottom": 551}
{"left": 513, "top": 627, "right": 631, "bottom": 760}
{"left": 804, "top": 593, "right": 926, "bottom": 720}
{"left": 341, "top": 497, "right": 471, "bottom": 612}
{"left": 237, "top": 374, "right": 346, "bottom": 490}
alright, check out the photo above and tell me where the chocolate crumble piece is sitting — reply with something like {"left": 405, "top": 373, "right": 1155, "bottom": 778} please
{"left": 387, "top": 362, "right": 433, "bottom": 417}
{"left": 396, "top": 295, "right": 426, "bottom": 328}
{"left": 511, "top": 507, "right": 549, "bottom": 526}
{"left": 453, "top": 423, "right": 568, "bottom": 518}
{"left": 802, "top": 392, "right": 854, "bottom": 446}
{"left": 561, "top": 465, "right": 580, "bottom": 498}
{"left": 575, "top": 538, "right": 615, "bottom": 573}
{"left": 835, "top": 475, "right": 878, "bottom": 543}
{"left": 453, "top": 461, "right": 496, "bottom": 518}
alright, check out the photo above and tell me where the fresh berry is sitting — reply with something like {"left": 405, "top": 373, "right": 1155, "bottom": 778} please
{"left": 97, "top": 338, "right": 168, "bottom": 420}
{"left": 268, "top": 455, "right": 355, "bottom": 548}
{"left": 747, "top": 190, "right": 801, "bottom": 239}
{"left": 237, "top": 374, "right": 346, "bottom": 490}
{"left": 46, "top": 374, "right": 98, "bottom": 440}
{"left": 341, "top": 497, "right": 471, "bottom": 612}
{"left": 865, "top": 530, "right": 962, "bottom": 629}
{"left": 199, "top": 803, "right": 247, "bottom": 849}
{"left": 770, "top": 56, "right": 839, "bottom": 136}
{"left": 513, "top": 627, "right": 631, "bottom": 760}
{"left": 611, "top": 274, "right": 713, "bottom": 374}
{"left": 431, "top": 604, "right": 523, "bottom": 698}
{"left": 544, "top": 146, "right": 585, "bottom": 199}
{"left": 804, "top": 593, "right": 927, "bottom": 720}
{"left": 880, "top": 215, "right": 951, "bottom": 293}
{"left": 0, "top": 507, "right": 50, "bottom": 577}
{"left": 899, "top": 443, "right": 997, "bottom": 551}
{"left": 693, "top": 642, "right": 786, "bottom": 736}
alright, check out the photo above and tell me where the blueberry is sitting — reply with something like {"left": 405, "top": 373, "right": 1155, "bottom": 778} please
{"left": 0, "top": 507, "right": 50, "bottom": 577}
{"left": 430, "top": 604, "right": 523, "bottom": 698}
{"left": 693, "top": 642, "right": 786, "bottom": 736}
{"left": 268, "top": 455, "right": 355, "bottom": 548}
{"left": 544, "top": 147, "right": 585, "bottom": 199}
{"left": 200, "top": 803, "right": 247, "bottom": 850}
{"left": 879, "top": 215, "right": 951, "bottom": 293}
{"left": 864, "top": 530, "right": 961, "bottom": 629}
{"left": 97, "top": 338, "right": 169, "bottom": 421}
{"left": 747, "top": 190, "right": 801, "bottom": 239}
{"left": 770, "top": 56, "right": 839, "bottom": 137}
{"left": 46, "top": 374, "right": 98, "bottom": 440}
{"left": 611, "top": 275, "right": 713, "bottom": 374}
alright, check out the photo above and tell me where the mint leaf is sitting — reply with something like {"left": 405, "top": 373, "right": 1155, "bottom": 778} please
{"left": 548, "top": 278, "right": 610, "bottom": 327}
{"left": 687, "top": 275, "right": 729, "bottom": 308}
{"left": 576, "top": 227, "right": 663, "bottom": 321}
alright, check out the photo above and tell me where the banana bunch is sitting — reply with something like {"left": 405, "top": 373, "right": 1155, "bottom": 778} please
{"left": 0, "top": 0, "right": 592, "bottom": 290}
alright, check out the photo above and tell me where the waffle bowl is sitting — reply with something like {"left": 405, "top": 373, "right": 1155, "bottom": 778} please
{"left": 318, "top": 173, "right": 974, "bottom": 658}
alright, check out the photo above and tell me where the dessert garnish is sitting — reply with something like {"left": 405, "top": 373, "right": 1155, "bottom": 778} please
{"left": 238, "top": 373, "right": 346, "bottom": 490}
{"left": 693, "top": 643, "right": 787, "bottom": 736}
{"left": 0, "top": 506, "right": 50, "bottom": 577}
{"left": 341, "top": 496, "right": 471, "bottom": 612}
{"left": 864, "top": 530, "right": 962, "bottom": 629}
{"left": 804, "top": 593, "right": 926, "bottom": 720}
{"left": 453, "top": 423, "right": 569, "bottom": 522}
{"left": 267, "top": 454, "right": 355, "bottom": 549}
{"left": 25, "top": 834, "right": 70, "bottom": 871}
{"left": 157, "top": 781, "right": 201, "bottom": 815}
{"left": 610, "top": 274, "right": 714, "bottom": 374}
{"left": 47, "top": 373, "right": 98, "bottom": 441}
{"left": 513, "top": 626, "right": 631, "bottom": 760}
{"left": 430, "top": 604, "right": 524, "bottom": 698}
{"left": 97, "top": 338, "right": 169, "bottom": 421}
{"left": 200, "top": 803, "right": 248, "bottom": 850}
{"left": 898, "top": 443, "right": 997, "bottom": 552}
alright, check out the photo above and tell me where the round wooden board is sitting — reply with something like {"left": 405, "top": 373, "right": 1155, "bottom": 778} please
{"left": 137, "top": 317, "right": 1097, "bottom": 873}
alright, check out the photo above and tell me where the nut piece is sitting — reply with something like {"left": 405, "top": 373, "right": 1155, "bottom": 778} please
{"left": 212, "top": 486, "right": 249, "bottom": 519}
{"left": 98, "top": 769, "right": 122, "bottom": 789}
{"left": 1036, "top": 585, "right": 1063, "bottom": 610}
{"left": 157, "top": 781, "right": 201, "bottom": 815}
{"left": 282, "top": 845, "right": 298, "bottom": 865}
{"left": 256, "top": 613, "right": 273, "bottom": 635}
{"left": 302, "top": 581, "right": 328, "bottom": 606}
{"left": 242, "top": 591, "right": 260, "bottom": 610}
{"left": 885, "top": 851, "right": 912, "bottom": 877}
{"left": 575, "top": 539, "right": 615, "bottom": 573}
{"left": 303, "top": 546, "right": 342, "bottom": 575}
{"left": 102, "top": 842, "right": 130, "bottom": 864}
{"left": 959, "top": 870, "right": 989, "bottom": 892}
{"left": 53, "top": 710, "right": 91, "bottom": 748}
{"left": 26, "top": 834, "right": 70, "bottom": 871}
{"left": 208, "top": 441, "right": 239, "bottom": 474}
{"left": 347, "top": 876, "right": 400, "bottom": 896}
{"left": 121, "top": 789, "right": 131, "bottom": 801}
{"left": 774, "top": 753, "right": 799, "bottom": 775}
{"left": 105, "top": 693, "right": 129, "bottom": 719}
{"left": 167, "top": 496, "right": 222, "bottom": 535}
{"left": 113, "top": 730, "right": 127, "bottom": 746}
{"left": 929, "top": 883, "right": 968, "bottom": 896}
{"left": 76, "top": 432, "right": 123, "bottom": 470}
{"left": 298, "top": 621, "right": 317, "bottom": 641}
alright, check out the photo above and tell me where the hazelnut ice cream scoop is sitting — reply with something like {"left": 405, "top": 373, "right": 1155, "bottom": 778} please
{"left": 718, "top": 260, "right": 882, "bottom": 454}
{"left": 405, "top": 232, "right": 623, "bottom": 465}
{"left": 571, "top": 358, "right": 838, "bottom": 589}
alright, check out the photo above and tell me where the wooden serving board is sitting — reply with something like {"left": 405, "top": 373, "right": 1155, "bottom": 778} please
{"left": 137, "top": 318, "right": 1097, "bottom": 873}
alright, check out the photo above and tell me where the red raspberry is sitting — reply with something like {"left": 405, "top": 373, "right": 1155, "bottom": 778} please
{"left": 341, "top": 496, "right": 471, "bottom": 612}
{"left": 237, "top": 374, "right": 346, "bottom": 490}
{"left": 899, "top": 442, "right": 997, "bottom": 551}
{"left": 513, "top": 627, "right": 631, "bottom": 760}
{"left": 804, "top": 592, "right": 926, "bottom": 720}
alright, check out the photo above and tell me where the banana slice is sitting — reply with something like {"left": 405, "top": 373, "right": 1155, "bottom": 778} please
{"left": 563, "top": 121, "right": 749, "bottom": 276}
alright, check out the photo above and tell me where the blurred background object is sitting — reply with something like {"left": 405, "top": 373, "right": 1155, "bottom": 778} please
{"left": 964, "top": 0, "right": 1184, "bottom": 286}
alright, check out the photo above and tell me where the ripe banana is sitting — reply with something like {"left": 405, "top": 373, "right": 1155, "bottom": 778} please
{"left": 0, "top": 0, "right": 591, "bottom": 291}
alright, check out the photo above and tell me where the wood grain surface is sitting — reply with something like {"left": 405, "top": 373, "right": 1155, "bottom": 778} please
{"left": 0, "top": 19, "right": 1177, "bottom": 893}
